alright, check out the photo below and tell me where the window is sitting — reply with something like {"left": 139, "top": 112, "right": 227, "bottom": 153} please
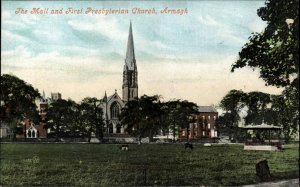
{"left": 208, "top": 116, "right": 210, "bottom": 120}
{"left": 208, "top": 123, "right": 210, "bottom": 129}
{"left": 110, "top": 102, "right": 120, "bottom": 119}
{"left": 182, "top": 131, "right": 186, "bottom": 136}
{"left": 202, "top": 131, "right": 205, "bottom": 136}
{"left": 26, "top": 127, "right": 37, "bottom": 138}
{"left": 214, "top": 115, "right": 217, "bottom": 120}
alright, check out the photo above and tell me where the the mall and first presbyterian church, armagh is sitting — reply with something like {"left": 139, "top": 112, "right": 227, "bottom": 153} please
{"left": 1, "top": 22, "right": 218, "bottom": 141}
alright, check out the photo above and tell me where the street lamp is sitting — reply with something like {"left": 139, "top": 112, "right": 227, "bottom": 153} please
{"left": 285, "top": 18, "right": 294, "bottom": 29}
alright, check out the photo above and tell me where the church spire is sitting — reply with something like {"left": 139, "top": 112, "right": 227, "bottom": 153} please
{"left": 103, "top": 91, "right": 107, "bottom": 102}
{"left": 122, "top": 21, "right": 138, "bottom": 102}
{"left": 42, "top": 90, "right": 45, "bottom": 99}
{"left": 125, "top": 21, "right": 135, "bottom": 70}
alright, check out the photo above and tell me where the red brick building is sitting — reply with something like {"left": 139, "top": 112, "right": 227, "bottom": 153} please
{"left": 16, "top": 96, "right": 48, "bottom": 139}
{"left": 179, "top": 106, "right": 218, "bottom": 140}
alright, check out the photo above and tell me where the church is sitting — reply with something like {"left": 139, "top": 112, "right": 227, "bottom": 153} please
{"left": 100, "top": 22, "right": 138, "bottom": 135}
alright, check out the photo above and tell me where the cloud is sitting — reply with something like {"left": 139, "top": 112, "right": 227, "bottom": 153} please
{"left": 2, "top": 29, "right": 31, "bottom": 43}
{"left": 1, "top": 45, "right": 32, "bottom": 59}
{"left": 197, "top": 15, "right": 223, "bottom": 27}
{"left": 68, "top": 16, "right": 127, "bottom": 43}
{"left": 32, "top": 29, "right": 64, "bottom": 43}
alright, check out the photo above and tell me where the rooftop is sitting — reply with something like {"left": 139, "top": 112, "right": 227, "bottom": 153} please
{"left": 197, "top": 106, "right": 217, "bottom": 113}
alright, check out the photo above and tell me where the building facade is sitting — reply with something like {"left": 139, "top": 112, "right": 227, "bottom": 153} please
{"left": 179, "top": 106, "right": 218, "bottom": 140}
{"left": 101, "top": 22, "right": 138, "bottom": 135}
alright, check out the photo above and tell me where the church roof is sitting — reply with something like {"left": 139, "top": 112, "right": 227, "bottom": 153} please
{"left": 197, "top": 106, "right": 217, "bottom": 113}
{"left": 125, "top": 21, "right": 136, "bottom": 71}
{"left": 106, "top": 90, "right": 124, "bottom": 105}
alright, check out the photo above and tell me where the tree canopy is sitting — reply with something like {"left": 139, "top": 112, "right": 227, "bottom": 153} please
{"left": 231, "top": 0, "right": 299, "bottom": 89}
{"left": 0, "top": 74, "right": 41, "bottom": 130}
{"left": 120, "top": 95, "right": 164, "bottom": 142}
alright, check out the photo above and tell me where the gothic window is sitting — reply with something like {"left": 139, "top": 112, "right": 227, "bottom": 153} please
{"left": 27, "top": 131, "right": 31, "bottom": 138}
{"left": 110, "top": 102, "right": 120, "bottom": 119}
{"left": 26, "top": 127, "right": 37, "bottom": 138}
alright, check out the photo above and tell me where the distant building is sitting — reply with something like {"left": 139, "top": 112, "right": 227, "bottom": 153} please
{"left": 179, "top": 106, "right": 218, "bottom": 140}
{"left": 0, "top": 123, "right": 12, "bottom": 138}
{"left": 15, "top": 91, "right": 53, "bottom": 139}
{"left": 51, "top": 92, "right": 62, "bottom": 101}
{"left": 16, "top": 118, "right": 47, "bottom": 139}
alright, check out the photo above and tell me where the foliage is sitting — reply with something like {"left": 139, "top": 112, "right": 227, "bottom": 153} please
{"left": 219, "top": 89, "right": 298, "bottom": 141}
{"left": 0, "top": 143, "right": 298, "bottom": 186}
{"left": 46, "top": 99, "right": 77, "bottom": 140}
{"left": 79, "top": 97, "right": 105, "bottom": 141}
{"left": 271, "top": 87, "right": 299, "bottom": 141}
{"left": 229, "top": 0, "right": 299, "bottom": 140}
{"left": 161, "top": 100, "right": 198, "bottom": 141}
{"left": 219, "top": 90, "right": 247, "bottom": 139}
{"left": 0, "top": 74, "right": 40, "bottom": 136}
{"left": 120, "top": 95, "right": 164, "bottom": 142}
{"left": 244, "top": 91, "right": 271, "bottom": 125}
{"left": 231, "top": 0, "right": 299, "bottom": 89}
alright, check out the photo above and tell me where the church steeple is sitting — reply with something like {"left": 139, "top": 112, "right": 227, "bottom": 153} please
{"left": 125, "top": 21, "right": 136, "bottom": 70}
{"left": 122, "top": 21, "right": 138, "bottom": 102}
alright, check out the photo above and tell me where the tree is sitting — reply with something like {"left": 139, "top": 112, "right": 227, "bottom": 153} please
{"left": 120, "top": 95, "right": 164, "bottom": 143}
{"left": 0, "top": 74, "right": 40, "bottom": 138}
{"left": 47, "top": 99, "right": 75, "bottom": 141}
{"left": 219, "top": 90, "right": 247, "bottom": 140}
{"left": 80, "top": 97, "right": 105, "bottom": 142}
{"left": 270, "top": 87, "right": 299, "bottom": 142}
{"left": 244, "top": 91, "right": 271, "bottom": 125}
{"left": 162, "top": 100, "right": 198, "bottom": 142}
{"left": 231, "top": 0, "right": 299, "bottom": 90}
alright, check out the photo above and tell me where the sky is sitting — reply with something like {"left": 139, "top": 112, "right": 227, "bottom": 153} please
{"left": 1, "top": 1, "right": 283, "bottom": 106}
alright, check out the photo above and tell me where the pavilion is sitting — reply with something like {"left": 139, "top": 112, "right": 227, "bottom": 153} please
{"left": 241, "top": 122, "right": 283, "bottom": 151}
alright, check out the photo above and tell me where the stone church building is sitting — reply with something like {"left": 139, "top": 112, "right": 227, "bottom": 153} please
{"left": 101, "top": 22, "right": 138, "bottom": 135}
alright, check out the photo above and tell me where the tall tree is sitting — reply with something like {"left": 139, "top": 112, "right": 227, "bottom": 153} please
{"left": 231, "top": 0, "right": 299, "bottom": 90}
{"left": 80, "top": 97, "right": 105, "bottom": 142}
{"left": 0, "top": 74, "right": 40, "bottom": 137}
{"left": 219, "top": 90, "right": 247, "bottom": 140}
{"left": 244, "top": 91, "right": 271, "bottom": 125}
{"left": 120, "top": 95, "right": 164, "bottom": 143}
{"left": 47, "top": 99, "right": 75, "bottom": 141}
{"left": 162, "top": 100, "right": 198, "bottom": 142}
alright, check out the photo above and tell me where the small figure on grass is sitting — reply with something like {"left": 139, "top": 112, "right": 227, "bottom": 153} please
{"left": 119, "top": 144, "right": 129, "bottom": 151}
{"left": 184, "top": 142, "right": 193, "bottom": 150}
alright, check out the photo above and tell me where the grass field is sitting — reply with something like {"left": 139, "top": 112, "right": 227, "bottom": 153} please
{"left": 0, "top": 143, "right": 298, "bottom": 186}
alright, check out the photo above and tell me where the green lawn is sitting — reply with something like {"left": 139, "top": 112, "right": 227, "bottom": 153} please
{"left": 0, "top": 143, "right": 298, "bottom": 186}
